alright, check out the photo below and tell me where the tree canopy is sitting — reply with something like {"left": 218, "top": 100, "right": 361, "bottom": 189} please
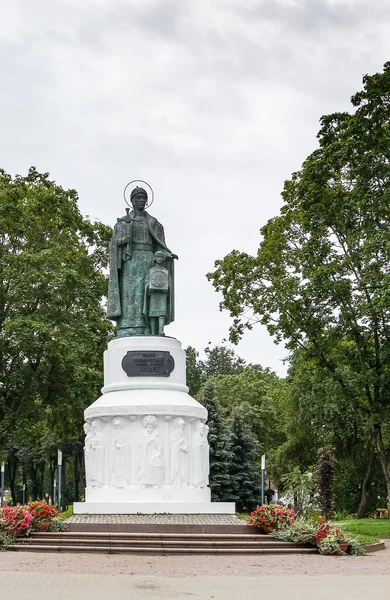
{"left": 0, "top": 167, "right": 113, "bottom": 502}
{"left": 208, "top": 63, "right": 390, "bottom": 511}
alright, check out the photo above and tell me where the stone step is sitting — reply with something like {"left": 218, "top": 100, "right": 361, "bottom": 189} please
{"left": 28, "top": 531, "right": 274, "bottom": 540}
{"left": 19, "top": 537, "right": 301, "bottom": 548}
{"left": 67, "top": 523, "right": 251, "bottom": 534}
{"left": 7, "top": 543, "right": 318, "bottom": 555}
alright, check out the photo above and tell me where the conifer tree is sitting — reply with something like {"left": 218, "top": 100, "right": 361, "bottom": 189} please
{"left": 202, "top": 383, "right": 233, "bottom": 502}
{"left": 229, "top": 412, "right": 260, "bottom": 511}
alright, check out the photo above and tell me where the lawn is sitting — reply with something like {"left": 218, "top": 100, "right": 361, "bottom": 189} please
{"left": 332, "top": 518, "right": 390, "bottom": 539}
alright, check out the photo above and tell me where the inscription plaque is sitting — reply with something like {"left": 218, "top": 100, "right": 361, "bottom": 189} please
{"left": 121, "top": 351, "right": 175, "bottom": 377}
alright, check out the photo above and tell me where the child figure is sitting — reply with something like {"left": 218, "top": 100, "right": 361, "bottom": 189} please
{"left": 144, "top": 251, "right": 170, "bottom": 336}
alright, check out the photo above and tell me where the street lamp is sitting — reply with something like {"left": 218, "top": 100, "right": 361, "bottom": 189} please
{"left": 0, "top": 463, "right": 4, "bottom": 507}
{"left": 261, "top": 454, "right": 266, "bottom": 505}
{"left": 58, "top": 450, "right": 63, "bottom": 513}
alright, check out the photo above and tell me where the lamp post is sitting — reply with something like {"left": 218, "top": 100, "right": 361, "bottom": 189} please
{"left": 261, "top": 454, "right": 266, "bottom": 505}
{"left": 57, "top": 450, "right": 62, "bottom": 513}
{"left": 53, "top": 478, "right": 57, "bottom": 506}
{"left": 0, "top": 463, "right": 4, "bottom": 507}
{"left": 22, "top": 482, "right": 26, "bottom": 505}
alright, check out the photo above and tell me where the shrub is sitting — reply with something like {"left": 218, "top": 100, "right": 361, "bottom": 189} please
{"left": 317, "top": 534, "right": 343, "bottom": 555}
{"left": 248, "top": 504, "right": 295, "bottom": 533}
{"left": 0, "top": 531, "right": 15, "bottom": 550}
{"left": 0, "top": 505, "right": 33, "bottom": 536}
{"left": 48, "top": 517, "right": 68, "bottom": 532}
{"left": 28, "top": 501, "right": 60, "bottom": 531}
{"left": 273, "top": 518, "right": 319, "bottom": 545}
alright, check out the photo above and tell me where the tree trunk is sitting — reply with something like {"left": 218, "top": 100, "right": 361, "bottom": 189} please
{"left": 74, "top": 452, "right": 79, "bottom": 502}
{"left": 80, "top": 447, "right": 86, "bottom": 492}
{"left": 38, "top": 462, "right": 45, "bottom": 499}
{"left": 357, "top": 454, "right": 374, "bottom": 519}
{"left": 375, "top": 437, "right": 390, "bottom": 517}
{"left": 7, "top": 454, "right": 18, "bottom": 505}
{"left": 49, "top": 456, "right": 55, "bottom": 503}
{"left": 30, "top": 464, "right": 39, "bottom": 500}
{"left": 61, "top": 456, "right": 66, "bottom": 511}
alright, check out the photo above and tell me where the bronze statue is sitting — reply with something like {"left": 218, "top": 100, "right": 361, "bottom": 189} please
{"left": 107, "top": 186, "right": 177, "bottom": 337}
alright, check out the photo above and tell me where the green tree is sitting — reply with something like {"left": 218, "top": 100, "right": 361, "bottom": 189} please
{"left": 202, "top": 343, "right": 246, "bottom": 378}
{"left": 315, "top": 446, "right": 337, "bottom": 519}
{"left": 0, "top": 167, "right": 113, "bottom": 502}
{"left": 200, "top": 383, "right": 233, "bottom": 502}
{"left": 208, "top": 63, "right": 390, "bottom": 511}
{"left": 185, "top": 343, "right": 247, "bottom": 397}
{"left": 185, "top": 346, "right": 205, "bottom": 397}
{"left": 211, "top": 366, "right": 286, "bottom": 449}
{"left": 229, "top": 412, "right": 260, "bottom": 511}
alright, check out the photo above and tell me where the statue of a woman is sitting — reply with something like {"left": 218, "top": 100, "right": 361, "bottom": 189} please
{"left": 107, "top": 187, "right": 178, "bottom": 337}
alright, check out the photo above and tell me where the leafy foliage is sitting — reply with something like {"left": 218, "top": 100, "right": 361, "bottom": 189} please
{"left": 314, "top": 446, "right": 337, "bottom": 519}
{"left": 229, "top": 412, "right": 260, "bottom": 511}
{"left": 0, "top": 167, "right": 113, "bottom": 502}
{"left": 200, "top": 383, "right": 233, "bottom": 502}
{"left": 185, "top": 343, "right": 247, "bottom": 397}
{"left": 208, "top": 62, "right": 390, "bottom": 509}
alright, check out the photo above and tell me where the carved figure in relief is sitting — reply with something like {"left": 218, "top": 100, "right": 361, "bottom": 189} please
{"left": 170, "top": 417, "right": 188, "bottom": 488}
{"left": 203, "top": 424, "right": 210, "bottom": 487}
{"left": 109, "top": 417, "right": 130, "bottom": 488}
{"left": 83, "top": 421, "right": 93, "bottom": 487}
{"left": 144, "top": 251, "right": 172, "bottom": 336}
{"left": 89, "top": 419, "right": 105, "bottom": 488}
{"left": 137, "top": 415, "right": 165, "bottom": 487}
{"left": 191, "top": 420, "right": 209, "bottom": 488}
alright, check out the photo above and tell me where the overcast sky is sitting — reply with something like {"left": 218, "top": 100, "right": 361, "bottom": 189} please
{"left": 1, "top": 0, "right": 389, "bottom": 375}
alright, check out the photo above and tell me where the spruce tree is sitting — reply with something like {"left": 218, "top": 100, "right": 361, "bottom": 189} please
{"left": 229, "top": 412, "right": 260, "bottom": 511}
{"left": 202, "top": 383, "right": 233, "bottom": 502}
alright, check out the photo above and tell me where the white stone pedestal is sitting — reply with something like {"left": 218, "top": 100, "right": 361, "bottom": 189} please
{"left": 74, "top": 336, "right": 235, "bottom": 515}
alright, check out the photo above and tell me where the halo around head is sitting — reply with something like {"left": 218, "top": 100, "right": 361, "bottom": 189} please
{"left": 124, "top": 180, "right": 154, "bottom": 209}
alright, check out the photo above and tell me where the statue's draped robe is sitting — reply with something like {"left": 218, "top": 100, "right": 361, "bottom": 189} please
{"left": 137, "top": 429, "right": 165, "bottom": 486}
{"left": 107, "top": 211, "right": 175, "bottom": 335}
{"left": 170, "top": 429, "right": 188, "bottom": 488}
{"left": 109, "top": 430, "right": 130, "bottom": 487}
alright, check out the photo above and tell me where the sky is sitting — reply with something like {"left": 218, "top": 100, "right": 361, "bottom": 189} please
{"left": 1, "top": 0, "right": 389, "bottom": 376}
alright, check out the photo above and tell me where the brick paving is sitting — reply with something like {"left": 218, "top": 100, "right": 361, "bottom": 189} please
{"left": 67, "top": 513, "right": 244, "bottom": 525}
{"left": 0, "top": 545, "right": 389, "bottom": 577}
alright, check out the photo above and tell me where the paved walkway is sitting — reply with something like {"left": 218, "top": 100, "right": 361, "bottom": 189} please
{"left": 1, "top": 545, "right": 389, "bottom": 599}
{"left": 1, "top": 571, "right": 389, "bottom": 600}
{"left": 67, "top": 513, "right": 243, "bottom": 525}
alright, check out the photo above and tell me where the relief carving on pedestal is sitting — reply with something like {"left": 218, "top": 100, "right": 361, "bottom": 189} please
{"left": 192, "top": 420, "right": 210, "bottom": 488}
{"left": 89, "top": 419, "right": 105, "bottom": 488}
{"left": 169, "top": 417, "right": 188, "bottom": 488}
{"left": 109, "top": 417, "right": 130, "bottom": 488}
{"left": 137, "top": 415, "right": 165, "bottom": 487}
{"left": 84, "top": 421, "right": 93, "bottom": 487}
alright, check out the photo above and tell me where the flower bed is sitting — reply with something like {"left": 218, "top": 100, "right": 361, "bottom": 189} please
{"left": 272, "top": 517, "right": 366, "bottom": 555}
{"left": 28, "top": 500, "right": 60, "bottom": 531}
{"left": 0, "top": 500, "right": 67, "bottom": 547}
{"left": 0, "top": 505, "right": 33, "bottom": 537}
{"left": 248, "top": 504, "right": 295, "bottom": 533}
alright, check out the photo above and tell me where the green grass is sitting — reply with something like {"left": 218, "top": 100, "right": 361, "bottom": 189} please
{"left": 349, "top": 533, "right": 380, "bottom": 546}
{"left": 332, "top": 518, "right": 390, "bottom": 539}
{"left": 58, "top": 506, "right": 73, "bottom": 521}
{"left": 236, "top": 512, "right": 250, "bottom": 521}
